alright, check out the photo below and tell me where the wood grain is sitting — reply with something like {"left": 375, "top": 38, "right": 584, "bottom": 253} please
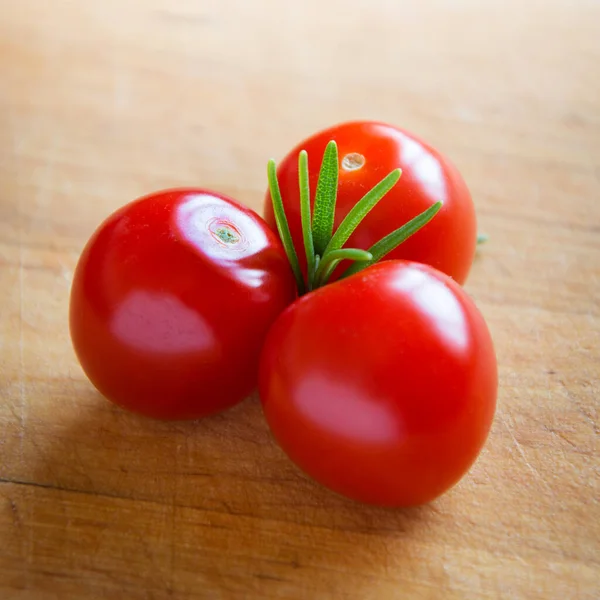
{"left": 1, "top": 1, "right": 599, "bottom": 598}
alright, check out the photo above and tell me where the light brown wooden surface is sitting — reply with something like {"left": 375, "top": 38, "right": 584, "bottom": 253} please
{"left": 1, "top": 1, "right": 599, "bottom": 598}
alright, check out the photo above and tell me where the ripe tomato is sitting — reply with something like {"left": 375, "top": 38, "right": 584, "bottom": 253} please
{"left": 70, "top": 189, "right": 296, "bottom": 420}
{"left": 264, "top": 121, "right": 477, "bottom": 284}
{"left": 259, "top": 261, "right": 497, "bottom": 506}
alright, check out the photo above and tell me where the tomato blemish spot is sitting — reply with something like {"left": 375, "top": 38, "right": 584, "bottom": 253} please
{"left": 342, "top": 153, "right": 365, "bottom": 171}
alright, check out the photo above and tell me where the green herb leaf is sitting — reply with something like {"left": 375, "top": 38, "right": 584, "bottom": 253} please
{"left": 477, "top": 233, "right": 489, "bottom": 245}
{"left": 322, "top": 169, "right": 401, "bottom": 259}
{"left": 298, "top": 150, "right": 316, "bottom": 290}
{"left": 267, "top": 159, "right": 305, "bottom": 294}
{"left": 311, "top": 141, "right": 339, "bottom": 256}
{"left": 340, "top": 201, "right": 443, "bottom": 279}
{"left": 314, "top": 248, "right": 372, "bottom": 287}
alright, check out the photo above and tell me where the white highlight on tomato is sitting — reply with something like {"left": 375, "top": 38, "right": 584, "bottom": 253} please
{"left": 295, "top": 374, "right": 402, "bottom": 444}
{"left": 374, "top": 125, "right": 448, "bottom": 203}
{"left": 390, "top": 267, "right": 468, "bottom": 352}
{"left": 175, "top": 193, "right": 268, "bottom": 260}
{"left": 111, "top": 291, "right": 217, "bottom": 355}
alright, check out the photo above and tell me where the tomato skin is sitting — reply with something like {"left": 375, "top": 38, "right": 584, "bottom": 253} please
{"left": 259, "top": 261, "right": 497, "bottom": 506}
{"left": 70, "top": 189, "right": 296, "bottom": 420}
{"left": 264, "top": 121, "right": 476, "bottom": 284}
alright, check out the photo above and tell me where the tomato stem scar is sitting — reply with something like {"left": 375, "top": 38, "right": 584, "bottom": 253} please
{"left": 342, "top": 153, "right": 365, "bottom": 171}
{"left": 215, "top": 227, "right": 240, "bottom": 244}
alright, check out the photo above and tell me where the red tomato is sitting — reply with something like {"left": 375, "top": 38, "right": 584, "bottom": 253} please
{"left": 264, "top": 121, "right": 476, "bottom": 284}
{"left": 70, "top": 189, "right": 296, "bottom": 420}
{"left": 259, "top": 261, "right": 497, "bottom": 506}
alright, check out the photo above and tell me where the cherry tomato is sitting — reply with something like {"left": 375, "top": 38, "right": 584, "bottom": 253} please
{"left": 70, "top": 189, "right": 296, "bottom": 420}
{"left": 259, "top": 261, "right": 497, "bottom": 506}
{"left": 264, "top": 121, "right": 477, "bottom": 284}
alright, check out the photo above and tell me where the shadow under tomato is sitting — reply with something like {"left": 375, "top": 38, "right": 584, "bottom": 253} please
{"left": 29, "top": 382, "right": 436, "bottom": 596}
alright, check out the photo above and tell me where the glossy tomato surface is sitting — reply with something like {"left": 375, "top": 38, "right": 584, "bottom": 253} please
{"left": 70, "top": 189, "right": 296, "bottom": 420}
{"left": 259, "top": 261, "right": 497, "bottom": 506}
{"left": 264, "top": 121, "right": 477, "bottom": 284}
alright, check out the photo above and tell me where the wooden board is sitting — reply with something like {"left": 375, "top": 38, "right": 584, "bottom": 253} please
{"left": 1, "top": 1, "right": 599, "bottom": 598}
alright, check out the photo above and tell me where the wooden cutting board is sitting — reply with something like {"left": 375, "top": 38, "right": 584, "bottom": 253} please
{"left": 1, "top": 1, "right": 598, "bottom": 598}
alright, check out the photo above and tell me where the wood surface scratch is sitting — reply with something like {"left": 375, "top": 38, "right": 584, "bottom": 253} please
{"left": 498, "top": 411, "right": 552, "bottom": 494}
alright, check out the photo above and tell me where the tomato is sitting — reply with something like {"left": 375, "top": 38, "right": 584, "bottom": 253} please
{"left": 259, "top": 261, "right": 497, "bottom": 506}
{"left": 264, "top": 121, "right": 477, "bottom": 285}
{"left": 70, "top": 189, "right": 296, "bottom": 420}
